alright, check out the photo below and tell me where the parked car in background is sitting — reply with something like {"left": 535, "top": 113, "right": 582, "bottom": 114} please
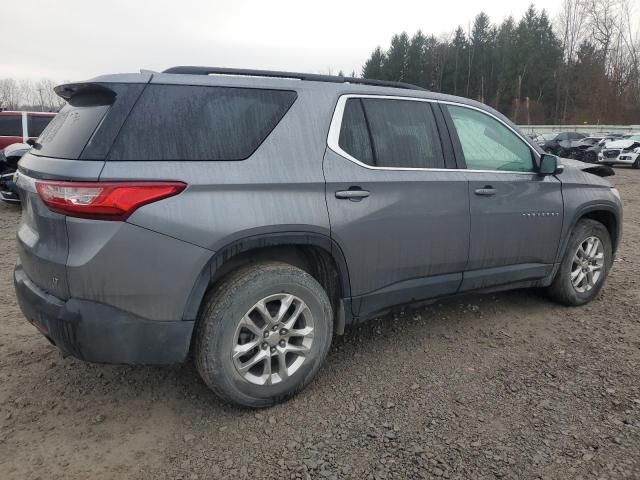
{"left": 13, "top": 67, "right": 622, "bottom": 408}
{"left": 598, "top": 134, "right": 640, "bottom": 168}
{"left": 0, "top": 111, "right": 56, "bottom": 150}
{"left": 538, "top": 132, "right": 586, "bottom": 155}
{"left": 580, "top": 135, "right": 624, "bottom": 163}
{"left": 0, "top": 142, "right": 30, "bottom": 203}
{"left": 560, "top": 136, "right": 602, "bottom": 161}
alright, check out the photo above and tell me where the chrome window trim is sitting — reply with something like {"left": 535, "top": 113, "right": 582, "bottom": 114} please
{"left": 327, "top": 94, "right": 540, "bottom": 175}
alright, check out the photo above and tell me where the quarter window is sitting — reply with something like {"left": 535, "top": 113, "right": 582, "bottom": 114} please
{"left": 109, "top": 85, "right": 297, "bottom": 161}
{"left": 338, "top": 98, "right": 445, "bottom": 169}
{"left": 446, "top": 105, "right": 533, "bottom": 172}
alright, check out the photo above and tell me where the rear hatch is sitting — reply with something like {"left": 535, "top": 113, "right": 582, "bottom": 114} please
{"left": 15, "top": 77, "right": 149, "bottom": 299}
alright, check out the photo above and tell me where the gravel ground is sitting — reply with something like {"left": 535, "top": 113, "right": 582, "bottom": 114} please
{"left": 1, "top": 168, "right": 639, "bottom": 480}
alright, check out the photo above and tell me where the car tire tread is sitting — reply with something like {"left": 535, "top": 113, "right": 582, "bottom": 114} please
{"left": 547, "top": 219, "right": 612, "bottom": 306}
{"left": 194, "top": 261, "right": 333, "bottom": 408}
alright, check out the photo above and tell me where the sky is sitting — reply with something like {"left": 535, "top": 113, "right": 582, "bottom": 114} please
{"left": 0, "top": 0, "right": 606, "bottom": 83}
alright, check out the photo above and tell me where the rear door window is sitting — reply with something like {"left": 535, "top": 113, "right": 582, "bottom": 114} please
{"left": 28, "top": 114, "right": 55, "bottom": 137}
{"left": 0, "top": 114, "right": 22, "bottom": 137}
{"left": 108, "top": 85, "right": 297, "bottom": 161}
{"left": 362, "top": 99, "right": 444, "bottom": 169}
{"left": 337, "top": 98, "right": 445, "bottom": 169}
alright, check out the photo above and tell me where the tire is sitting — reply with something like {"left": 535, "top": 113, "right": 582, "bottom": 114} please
{"left": 585, "top": 151, "right": 597, "bottom": 163}
{"left": 194, "top": 261, "right": 333, "bottom": 408}
{"left": 633, "top": 158, "right": 640, "bottom": 169}
{"left": 547, "top": 219, "right": 612, "bottom": 306}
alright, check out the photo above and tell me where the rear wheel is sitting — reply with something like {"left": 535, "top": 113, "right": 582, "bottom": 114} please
{"left": 194, "top": 262, "right": 333, "bottom": 408}
{"left": 547, "top": 219, "right": 612, "bottom": 306}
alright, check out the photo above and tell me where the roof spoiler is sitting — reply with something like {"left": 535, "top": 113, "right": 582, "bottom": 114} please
{"left": 54, "top": 82, "right": 117, "bottom": 104}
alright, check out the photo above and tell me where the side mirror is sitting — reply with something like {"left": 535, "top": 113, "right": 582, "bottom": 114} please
{"left": 26, "top": 138, "right": 36, "bottom": 147}
{"left": 539, "top": 154, "right": 564, "bottom": 175}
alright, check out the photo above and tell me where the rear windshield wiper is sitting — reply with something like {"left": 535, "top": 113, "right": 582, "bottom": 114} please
{"left": 26, "top": 138, "right": 42, "bottom": 150}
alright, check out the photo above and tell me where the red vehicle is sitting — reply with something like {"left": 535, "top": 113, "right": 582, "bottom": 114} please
{"left": 0, "top": 110, "right": 56, "bottom": 150}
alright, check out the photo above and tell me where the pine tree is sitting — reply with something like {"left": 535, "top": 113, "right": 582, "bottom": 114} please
{"left": 405, "top": 31, "right": 426, "bottom": 86}
{"left": 470, "top": 12, "right": 492, "bottom": 102}
{"left": 362, "top": 47, "right": 386, "bottom": 80}
{"left": 383, "top": 32, "right": 410, "bottom": 81}
{"left": 450, "top": 27, "right": 467, "bottom": 95}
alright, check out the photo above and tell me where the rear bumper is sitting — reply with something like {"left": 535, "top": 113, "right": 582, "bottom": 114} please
{"left": 14, "top": 265, "right": 194, "bottom": 365}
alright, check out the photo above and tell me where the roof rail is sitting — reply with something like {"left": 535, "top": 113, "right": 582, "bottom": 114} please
{"left": 162, "top": 66, "right": 427, "bottom": 91}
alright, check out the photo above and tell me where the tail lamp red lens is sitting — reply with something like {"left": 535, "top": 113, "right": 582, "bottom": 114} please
{"left": 35, "top": 180, "right": 187, "bottom": 220}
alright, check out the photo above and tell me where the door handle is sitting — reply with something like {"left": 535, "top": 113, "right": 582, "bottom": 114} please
{"left": 474, "top": 186, "right": 497, "bottom": 196}
{"left": 335, "top": 189, "right": 370, "bottom": 200}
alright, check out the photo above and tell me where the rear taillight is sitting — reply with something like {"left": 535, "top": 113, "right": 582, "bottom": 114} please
{"left": 35, "top": 180, "right": 186, "bottom": 220}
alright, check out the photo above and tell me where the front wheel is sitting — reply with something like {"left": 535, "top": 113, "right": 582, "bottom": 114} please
{"left": 547, "top": 219, "right": 612, "bottom": 306}
{"left": 633, "top": 158, "right": 640, "bottom": 169}
{"left": 194, "top": 262, "right": 333, "bottom": 408}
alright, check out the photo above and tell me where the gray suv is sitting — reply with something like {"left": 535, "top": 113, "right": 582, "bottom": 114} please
{"left": 14, "top": 67, "right": 622, "bottom": 407}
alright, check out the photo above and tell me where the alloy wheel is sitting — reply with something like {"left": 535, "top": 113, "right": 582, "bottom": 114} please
{"left": 232, "top": 293, "right": 314, "bottom": 385}
{"left": 571, "top": 236, "right": 605, "bottom": 293}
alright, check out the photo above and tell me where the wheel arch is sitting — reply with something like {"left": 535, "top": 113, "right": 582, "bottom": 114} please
{"left": 182, "top": 232, "right": 352, "bottom": 329}
{"left": 558, "top": 203, "right": 621, "bottom": 265}
{"left": 579, "top": 209, "right": 620, "bottom": 253}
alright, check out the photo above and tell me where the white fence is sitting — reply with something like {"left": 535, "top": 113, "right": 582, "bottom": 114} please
{"left": 518, "top": 125, "right": 640, "bottom": 135}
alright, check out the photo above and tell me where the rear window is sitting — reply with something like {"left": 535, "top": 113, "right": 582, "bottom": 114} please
{"left": 108, "top": 85, "right": 297, "bottom": 161}
{"left": 33, "top": 105, "right": 109, "bottom": 159}
{"left": 32, "top": 93, "right": 111, "bottom": 159}
{"left": 0, "top": 114, "right": 22, "bottom": 137}
{"left": 28, "top": 114, "right": 55, "bottom": 137}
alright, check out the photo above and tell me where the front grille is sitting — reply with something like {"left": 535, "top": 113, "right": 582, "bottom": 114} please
{"left": 604, "top": 150, "right": 620, "bottom": 158}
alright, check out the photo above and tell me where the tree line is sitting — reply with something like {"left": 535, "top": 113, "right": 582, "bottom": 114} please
{"left": 0, "top": 78, "right": 64, "bottom": 112}
{"left": 361, "top": 1, "right": 640, "bottom": 125}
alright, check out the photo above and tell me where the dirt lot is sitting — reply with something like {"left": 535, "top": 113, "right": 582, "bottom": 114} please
{"left": 1, "top": 169, "right": 639, "bottom": 480}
